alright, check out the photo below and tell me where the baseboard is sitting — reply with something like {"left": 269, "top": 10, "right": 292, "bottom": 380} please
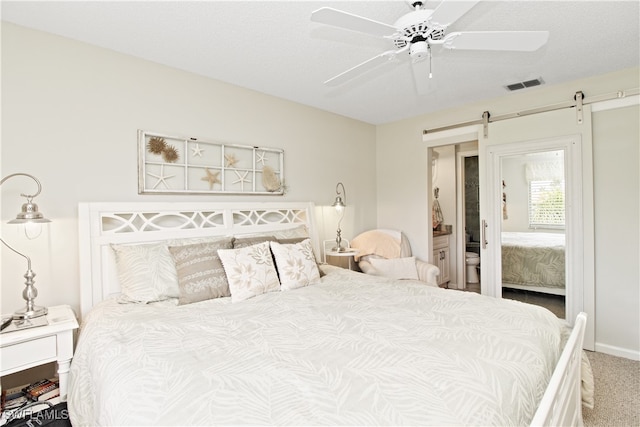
{"left": 594, "top": 342, "right": 640, "bottom": 361}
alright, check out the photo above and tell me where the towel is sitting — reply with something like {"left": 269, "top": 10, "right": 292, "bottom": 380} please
{"left": 350, "top": 230, "right": 401, "bottom": 262}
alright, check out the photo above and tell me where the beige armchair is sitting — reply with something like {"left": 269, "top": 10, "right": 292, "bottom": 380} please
{"left": 350, "top": 229, "right": 440, "bottom": 287}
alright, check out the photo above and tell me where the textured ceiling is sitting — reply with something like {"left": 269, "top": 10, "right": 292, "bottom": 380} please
{"left": 2, "top": 1, "right": 639, "bottom": 124}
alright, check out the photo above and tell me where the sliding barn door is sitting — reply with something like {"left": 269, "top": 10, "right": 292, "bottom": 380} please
{"left": 479, "top": 106, "right": 595, "bottom": 350}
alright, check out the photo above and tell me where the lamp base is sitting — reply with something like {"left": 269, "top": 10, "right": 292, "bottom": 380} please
{"left": 13, "top": 305, "right": 48, "bottom": 320}
{"left": 332, "top": 246, "right": 348, "bottom": 253}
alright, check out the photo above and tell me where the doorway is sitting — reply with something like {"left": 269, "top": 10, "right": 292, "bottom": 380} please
{"left": 455, "top": 149, "right": 480, "bottom": 291}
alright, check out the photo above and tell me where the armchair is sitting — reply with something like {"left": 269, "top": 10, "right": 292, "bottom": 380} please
{"left": 350, "top": 229, "right": 440, "bottom": 287}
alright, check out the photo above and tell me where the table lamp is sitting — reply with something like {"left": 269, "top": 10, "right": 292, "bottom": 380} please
{"left": 1, "top": 173, "right": 51, "bottom": 320}
{"left": 331, "top": 182, "right": 347, "bottom": 252}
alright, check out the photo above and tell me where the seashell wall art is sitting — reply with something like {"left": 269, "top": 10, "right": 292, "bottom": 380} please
{"left": 138, "top": 130, "right": 285, "bottom": 195}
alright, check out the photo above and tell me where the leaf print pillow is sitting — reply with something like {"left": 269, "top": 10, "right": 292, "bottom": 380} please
{"left": 218, "top": 241, "right": 280, "bottom": 302}
{"left": 270, "top": 239, "right": 321, "bottom": 291}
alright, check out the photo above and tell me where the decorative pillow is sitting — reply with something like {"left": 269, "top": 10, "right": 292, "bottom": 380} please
{"left": 271, "top": 225, "right": 309, "bottom": 240}
{"left": 168, "top": 238, "right": 233, "bottom": 305}
{"left": 111, "top": 242, "right": 180, "bottom": 303}
{"left": 218, "top": 241, "right": 280, "bottom": 302}
{"left": 238, "top": 225, "right": 309, "bottom": 241}
{"left": 368, "top": 256, "right": 419, "bottom": 280}
{"left": 232, "top": 235, "right": 277, "bottom": 249}
{"left": 276, "top": 237, "right": 306, "bottom": 244}
{"left": 270, "top": 239, "right": 321, "bottom": 290}
{"left": 111, "top": 236, "right": 231, "bottom": 303}
{"left": 278, "top": 237, "right": 325, "bottom": 277}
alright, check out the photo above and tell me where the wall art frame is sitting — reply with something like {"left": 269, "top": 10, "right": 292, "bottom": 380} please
{"left": 138, "top": 130, "right": 285, "bottom": 195}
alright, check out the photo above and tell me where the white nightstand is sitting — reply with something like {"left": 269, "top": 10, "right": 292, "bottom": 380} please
{"left": 325, "top": 249, "right": 360, "bottom": 271}
{"left": 0, "top": 305, "right": 79, "bottom": 401}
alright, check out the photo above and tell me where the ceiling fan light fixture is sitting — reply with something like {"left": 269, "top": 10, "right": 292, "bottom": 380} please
{"left": 410, "top": 40, "right": 430, "bottom": 60}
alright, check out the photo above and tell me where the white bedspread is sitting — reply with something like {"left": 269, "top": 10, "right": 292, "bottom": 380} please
{"left": 69, "top": 266, "right": 568, "bottom": 426}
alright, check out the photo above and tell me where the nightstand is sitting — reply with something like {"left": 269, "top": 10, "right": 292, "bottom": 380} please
{"left": 325, "top": 249, "right": 360, "bottom": 271}
{"left": 0, "top": 305, "right": 79, "bottom": 401}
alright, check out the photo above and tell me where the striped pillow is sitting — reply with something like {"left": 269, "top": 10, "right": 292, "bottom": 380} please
{"left": 169, "top": 239, "right": 233, "bottom": 305}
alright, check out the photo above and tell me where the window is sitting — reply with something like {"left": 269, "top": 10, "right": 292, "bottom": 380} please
{"left": 529, "top": 179, "right": 565, "bottom": 228}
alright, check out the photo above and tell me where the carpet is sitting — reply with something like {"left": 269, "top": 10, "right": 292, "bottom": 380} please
{"left": 583, "top": 350, "right": 640, "bottom": 426}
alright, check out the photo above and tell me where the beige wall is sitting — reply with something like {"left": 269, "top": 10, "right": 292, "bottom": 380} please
{"left": 1, "top": 23, "right": 377, "bottom": 316}
{"left": 592, "top": 104, "right": 639, "bottom": 355}
{"left": 376, "top": 67, "right": 640, "bottom": 357}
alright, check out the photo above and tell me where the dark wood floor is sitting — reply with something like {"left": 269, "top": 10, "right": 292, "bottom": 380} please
{"left": 462, "top": 282, "right": 566, "bottom": 319}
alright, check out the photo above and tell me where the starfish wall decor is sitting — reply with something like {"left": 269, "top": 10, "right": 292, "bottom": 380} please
{"left": 147, "top": 164, "right": 175, "bottom": 190}
{"left": 256, "top": 151, "right": 268, "bottom": 166}
{"left": 201, "top": 168, "right": 221, "bottom": 190}
{"left": 225, "top": 153, "right": 239, "bottom": 168}
{"left": 191, "top": 143, "right": 204, "bottom": 157}
{"left": 139, "top": 130, "right": 284, "bottom": 194}
{"left": 232, "top": 170, "right": 251, "bottom": 191}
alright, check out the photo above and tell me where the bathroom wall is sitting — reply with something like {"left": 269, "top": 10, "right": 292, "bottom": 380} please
{"left": 464, "top": 156, "right": 480, "bottom": 253}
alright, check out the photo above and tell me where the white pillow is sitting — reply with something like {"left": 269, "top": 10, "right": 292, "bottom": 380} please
{"left": 270, "top": 239, "right": 320, "bottom": 290}
{"left": 218, "top": 241, "right": 281, "bottom": 302}
{"left": 111, "top": 242, "right": 180, "bottom": 303}
{"left": 368, "top": 256, "right": 419, "bottom": 280}
{"left": 111, "top": 236, "right": 231, "bottom": 303}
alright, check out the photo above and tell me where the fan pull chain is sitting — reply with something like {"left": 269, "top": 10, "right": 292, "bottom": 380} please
{"left": 428, "top": 45, "right": 433, "bottom": 79}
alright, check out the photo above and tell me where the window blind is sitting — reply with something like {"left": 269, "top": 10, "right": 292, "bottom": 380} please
{"left": 529, "top": 179, "right": 565, "bottom": 228}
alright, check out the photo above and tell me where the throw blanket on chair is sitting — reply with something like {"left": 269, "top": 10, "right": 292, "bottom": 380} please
{"left": 351, "top": 230, "right": 402, "bottom": 261}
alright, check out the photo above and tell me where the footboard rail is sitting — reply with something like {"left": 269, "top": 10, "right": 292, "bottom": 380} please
{"left": 530, "top": 312, "right": 587, "bottom": 427}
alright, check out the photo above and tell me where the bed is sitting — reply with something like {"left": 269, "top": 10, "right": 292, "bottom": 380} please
{"left": 69, "top": 202, "right": 590, "bottom": 426}
{"left": 502, "top": 232, "right": 566, "bottom": 295}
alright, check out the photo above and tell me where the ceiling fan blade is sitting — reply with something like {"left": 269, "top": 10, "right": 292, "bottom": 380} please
{"left": 429, "top": 0, "right": 480, "bottom": 27}
{"left": 324, "top": 50, "right": 399, "bottom": 86}
{"left": 441, "top": 31, "right": 549, "bottom": 51}
{"left": 311, "top": 7, "right": 398, "bottom": 38}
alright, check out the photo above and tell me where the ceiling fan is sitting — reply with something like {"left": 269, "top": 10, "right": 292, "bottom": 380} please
{"left": 311, "top": 0, "right": 549, "bottom": 93}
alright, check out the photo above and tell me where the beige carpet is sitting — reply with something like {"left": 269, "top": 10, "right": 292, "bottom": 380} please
{"left": 583, "top": 350, "right": 640, "bottom": 426}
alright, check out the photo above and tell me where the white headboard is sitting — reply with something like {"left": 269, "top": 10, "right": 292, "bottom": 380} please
{"left": 78, "top": 201, "right": 319, "bottom": 318}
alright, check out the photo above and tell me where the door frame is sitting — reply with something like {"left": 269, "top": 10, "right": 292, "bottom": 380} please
{"left": 424, "top": 126, "right": 480, "bottom": 272}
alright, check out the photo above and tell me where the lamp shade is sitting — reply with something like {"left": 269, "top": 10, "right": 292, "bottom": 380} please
{"left": 7, "top": 200, "right": 51, "bottom": 224}
{"left": 332, "top": 182, "right": 346, "bottom": 210}
{"left": 332, "top": 195, "right": 345, "bottom": 212}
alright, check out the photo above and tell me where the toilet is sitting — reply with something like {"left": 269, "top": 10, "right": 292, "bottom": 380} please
{"left": 465, "top": 252, "right": 480, "bottom": 284}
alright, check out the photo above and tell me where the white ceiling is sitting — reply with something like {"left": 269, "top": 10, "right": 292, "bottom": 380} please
{"left": 2, "top": 1, "right": 639, "bottom": 125}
